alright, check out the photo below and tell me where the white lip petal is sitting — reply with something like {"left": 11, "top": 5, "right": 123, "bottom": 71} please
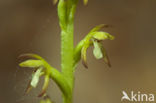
{"left": 31, "top": 67, "right": 43, "bottom": 88}
{"left": 93, "top": 40, "right": 103, "bottom": 59}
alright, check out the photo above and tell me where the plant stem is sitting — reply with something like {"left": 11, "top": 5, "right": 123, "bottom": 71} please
{"left": 61, "top": 28, "right": 74, "bottom": 77}
{"left": 61, "top": 29, "right": 74, "bottom": 103}
{"left": 58, "top": 0, "right": 78, "bottom": 103}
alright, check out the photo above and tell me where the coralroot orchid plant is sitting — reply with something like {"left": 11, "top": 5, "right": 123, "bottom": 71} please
{"left": 18, "top": 0, "right": 114, "bottom": 103}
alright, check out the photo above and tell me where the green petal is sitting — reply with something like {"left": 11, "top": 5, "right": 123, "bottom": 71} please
{"left": 81, "top": 45, "right": 89, "bottom": 68}
{"left": 19, "top": 60, "right": 43, "bottom": 68}
{"left": 101, "top": 47, "right": 111, "bottom": 67}
{"left": 93, "top": 40, "right": 103, "bottom": 59}
{"left": 93, "top": 32, "right": 115, "bottom": 40}
{"left": 31, "top": 67, "right": 43, "bottom": 88}
{"left": 38, "top": 75, "right": 50, "bottom": 97}
{"left": 24, "top": 80, "right": 32, "bottom": 94}
{"left": 19, "top": 53, "right": 44, "bottom": 60}
{"left": 90, "top": 24, "right": 105, "bottom": 33}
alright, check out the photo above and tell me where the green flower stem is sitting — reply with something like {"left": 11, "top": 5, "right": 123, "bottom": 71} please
{"left": 48, "top": 67, "right": 71, "bottom": 96}
{"left": 18, "top": 1, "right": 114, "bottom": 103}
{"left": 57, "top": 0, "right": 78, "bottom": 103}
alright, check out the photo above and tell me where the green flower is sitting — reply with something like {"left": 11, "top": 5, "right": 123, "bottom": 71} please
{"left": 80, "top": 24, "right": 114, "bottom": 68}
{"left": 19, "top": 54, "right": 50, "bottom": 97}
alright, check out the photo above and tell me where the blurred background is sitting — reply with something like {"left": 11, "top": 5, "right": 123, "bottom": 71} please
{"left": 0, "top": 0, "right": 156, "bottom": 103}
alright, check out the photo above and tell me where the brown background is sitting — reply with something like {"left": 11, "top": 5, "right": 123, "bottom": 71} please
{"left": 0, "top": 0, "right": 156, "bottom": 103}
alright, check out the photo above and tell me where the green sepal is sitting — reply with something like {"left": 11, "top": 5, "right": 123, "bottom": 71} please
{"left": 101, "top": 47, "right": 111, "bottom": 67}
{"left": 24, "top": 80, "right": 32, "bottom": 95}
{"left": 81, "top": 44, "right": 89, "bottom": 68}
{"left": 18, "top": 53, "right": 44, "bottom": 60}
{"left": 90, "top": 24, "right": 105, "bottom": 33}
{"left": 93, "top": 31, "right": 115, "bottom": 40}
{"left": 19, "top": 60, "right": 43, "bottom": 68}
{"left": 38, "top": 75, "right": 50, "bottom": 97}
